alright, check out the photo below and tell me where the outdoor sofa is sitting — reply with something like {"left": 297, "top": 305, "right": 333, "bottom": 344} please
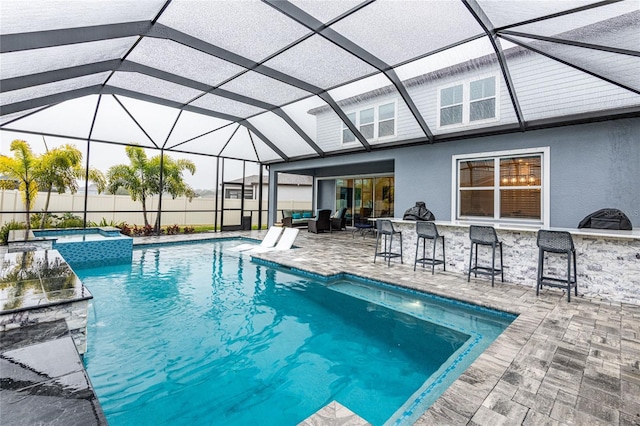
{"left": 282, "top": 209, "right": 314, "bottom": 227}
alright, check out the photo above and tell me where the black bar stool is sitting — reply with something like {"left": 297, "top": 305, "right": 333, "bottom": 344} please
{"left": 467, "top": 225, "right": 503, "bottom": 287}
{"left": 414, "top": 221, "right": 445, "bottom": 274}
{"left": 374, "top": 219, "right": 403, "bottom": 266}
{"left": 536, "top": 230, "right": 577, "bottom": 302}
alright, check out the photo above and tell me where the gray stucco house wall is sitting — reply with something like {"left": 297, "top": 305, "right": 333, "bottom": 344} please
{"left": 269, "top": 117, "right": 639, "bottom": 229}
{"left": 266, "top": 19, "right": 638, "bottom": 229}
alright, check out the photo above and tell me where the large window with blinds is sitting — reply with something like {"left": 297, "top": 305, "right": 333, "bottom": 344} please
{"left": 454, "top": 148, "right": 548, "bottom": 224}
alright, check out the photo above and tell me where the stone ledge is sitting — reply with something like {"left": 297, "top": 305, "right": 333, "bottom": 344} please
{"left": 298, "top": 401, "right": 371, "bottom": 426}
{"left": 0, "top": 320, "right": 107, "bottom": 425}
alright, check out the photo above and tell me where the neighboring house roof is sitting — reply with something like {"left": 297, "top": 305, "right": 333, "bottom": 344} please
{"left": 77, "top": 183, "right": 100, "bottom": 194}
{"left": 227, "top": 174, "right": 313, "bottom": 186}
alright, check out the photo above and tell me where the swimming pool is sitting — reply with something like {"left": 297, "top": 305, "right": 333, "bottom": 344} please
{"left": 80, "top": 240, "right": 514, "bottom": 425}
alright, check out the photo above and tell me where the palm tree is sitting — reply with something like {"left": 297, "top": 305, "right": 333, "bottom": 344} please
{"left": 0, "top": 140, "right": 40, "bottom": 231}
{"left": 106, "top": 146, "right": 154, "bottom": 227}
{"left": 149, "top": 154, "right": 196, "bottom": 230}
{"left": 107, "top": 146, "right": 196, "bottom": 229}
{"left": 36, "top": 142, "right": 106, "bottom": 229}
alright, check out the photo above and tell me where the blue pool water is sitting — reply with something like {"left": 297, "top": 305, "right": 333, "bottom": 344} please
{"left": 80, "top": 240, "right": 514, "bottom": 425}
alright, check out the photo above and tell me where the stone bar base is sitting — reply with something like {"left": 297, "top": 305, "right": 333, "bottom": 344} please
{"left": 385, "top": 220, "right": 640, "bottom": 304}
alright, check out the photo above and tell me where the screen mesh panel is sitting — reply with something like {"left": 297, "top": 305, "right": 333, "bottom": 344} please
{"left": 330, "top": 0, "right": 484, "bottom": 66}
{"left": 126, "top": 38, "right": 246, "bottom": 88}
{"left": 1, "top": 38, "right": 137, "bottom": 80}
{"left": 1, "top": 73, "right": 108, "bottom": 105}
{"left": 1, "top": 96, "right": 98, "bottom": 138}
{"left": 117, "top": 97, "right": 181, "bottom": 146}
{"left": 158, "top": 0, "right": 310, "bottom": 62}
{"left": 90, "top": 95, "right": 158, "bottom": 148}
{"left": 1, "top": 1, "right": 638, "bottom": 164}
{"left": 290, "top": 0, "right": 363, "bottom": 25}
{"left": 190, "top": 94, "right": 265, "bottom": 119}
{"left": 174, "top": 124, "right": 239, "bottom": 157}
{"left": 165, "top": 111, "right": 233, "bottom": 149}
{"left": 219, "top": 71, "right": 311, "bottom": 106}
{"left": 248, "top": 111, "right": 317, "bottom": 158}
{"left": 477, "top": 0, "right": 604, "bottom": 29}
{"left": 0, "top": 0, "right": 165, "bottom": 34}
{"left": 507, "top": 49, "right": 639, "bottom": 121}
{"left": 108, "top": 72, "right": 203, "bottom": 104}
{"left": 263, "top": 34, "right": 378, "bottom": 89}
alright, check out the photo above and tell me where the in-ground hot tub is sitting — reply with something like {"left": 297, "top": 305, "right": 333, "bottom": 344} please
{"left": 30, "top": 227, "right": 133, "bottom": 268}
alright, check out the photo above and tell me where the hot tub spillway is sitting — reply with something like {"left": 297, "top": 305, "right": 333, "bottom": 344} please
{"left": 31, "top": 227, "right": 133, "bottom": 269}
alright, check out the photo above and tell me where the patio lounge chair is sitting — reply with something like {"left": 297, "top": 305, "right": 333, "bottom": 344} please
{"left": 331, "top": 207, "right": 348, "bottom": 231}
{"left": 308, "top": 209, "right": 332, "bottom": 233}
{"left": 246, "top": 228, "right": 299, "bottom": 254}
{"left": 229, "top": 226, "right": 283, "bottom": 251}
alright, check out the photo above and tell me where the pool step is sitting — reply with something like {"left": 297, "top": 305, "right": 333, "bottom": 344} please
{"left": 298, "top": 401, "right": 371, "bottom": 426}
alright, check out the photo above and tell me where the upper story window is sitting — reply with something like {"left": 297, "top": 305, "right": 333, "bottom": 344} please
{"left": 378, "top": 103, "right": 396, "bottom": 137}
{"left": 452, "top": 147, "right": 550, "bottom": 225}
{"left": 343, "top": 112, "right": 357, "bottom": 143}
{"left": 342, "top": 101, "right": 396, "bottom": 144}
{"left": 440, "top": 84, "right": 463, "bottom": 126}
{"left": 438, "top": 75, "right": 498, "bottom": 128}
{"left": 360, "top": 108, "right": 374, "bottom": 139}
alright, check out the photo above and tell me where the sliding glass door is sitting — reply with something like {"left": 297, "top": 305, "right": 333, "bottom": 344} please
{"left": 335, "top": 179, "right": 353, "bottom": 223}
{"left": 334, "top": 176, "right": 394, "bottom": 226}
{"left": 374, "top": 176, "right": 394, "bottom": 218}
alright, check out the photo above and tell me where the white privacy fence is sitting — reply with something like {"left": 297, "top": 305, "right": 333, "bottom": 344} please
{"left": 0, "top": 190, "right": 311, "bottom": 228}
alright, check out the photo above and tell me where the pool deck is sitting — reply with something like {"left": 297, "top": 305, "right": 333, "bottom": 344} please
{"left": 133, "top": 230, "right": 640, "bottom": 425}
{"left": 2, "top": 229, "right": 637, "bottom": 425}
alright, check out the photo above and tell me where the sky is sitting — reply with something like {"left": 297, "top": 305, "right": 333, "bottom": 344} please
{"left": 0, "top": 98, "right": 261, "bottom": 191}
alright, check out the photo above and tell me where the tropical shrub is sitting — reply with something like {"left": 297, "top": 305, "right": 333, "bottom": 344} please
{"left": 57, "top": 213, "right": 84, "bottom": 228}
{"left": 0, "top": 220, "right": 26, "bottom": 245}
{"left": 30, "top": 212, "right": 56, "bottom": 229}
{"left": 90, "top": 218, "right": 121, "bottom": 227}
{"left": 166, "top": 224, "right": 180, "bottom": 235}
{"left": 117, "top": 223, "right": 132, "bottom": 236}
{"left": 131, "top": 224, "right": 155, "bottom": 236}
{"left": 29, "top": 212, "right": 83, "bottom": 229}
{"left": 183, "top": 226, "right": 195, "bottom": 234}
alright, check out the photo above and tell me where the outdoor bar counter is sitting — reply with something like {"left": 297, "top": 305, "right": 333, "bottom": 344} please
{"left": 379, "top": 219, "right": 640, "bottom": 305}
